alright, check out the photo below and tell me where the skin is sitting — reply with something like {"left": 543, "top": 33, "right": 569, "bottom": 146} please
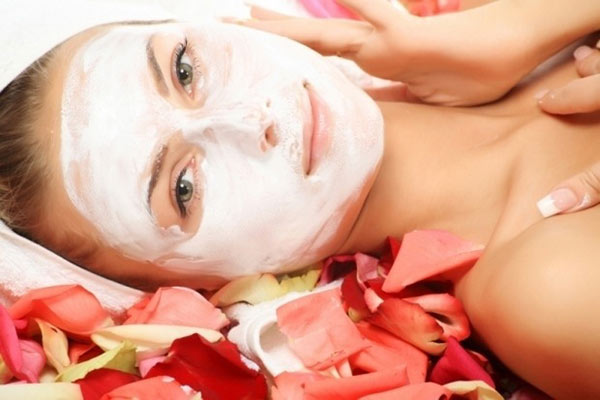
{"left": 30, "top": 23, "right": 600, "bottom": 399}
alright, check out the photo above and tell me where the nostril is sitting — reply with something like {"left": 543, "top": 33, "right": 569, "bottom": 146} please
{"left": 264, "top": 124, "right": 278, "bottom": 147}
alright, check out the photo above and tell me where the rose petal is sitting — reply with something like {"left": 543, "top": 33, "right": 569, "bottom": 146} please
{"left": 125, "top": 287, "right": 228, "bottom": 330}
{"left": 379, "top": 237, "right": 402, "bottom": 272}
{"left": 100, "top": 376, "right": 200, "bottom": 400}
{"left": 367, "top": 298, "right": 446, "bottom": 355}
{"left": 9, "top": 285, "right": 113, "bottom": 337}
{"left": 272, "top": 371, "right": 327, "bottom": 400}
{"left": 342, "top": 273, "right": 369, "bottom": 320}
{"left": 318, "top": 255, "right": 356, "bottom": 286}
{"left": 382, "top": 230, "right": 483, "bottom": 293}
{"left": 69, "top": 343, "right": 100, "bottom": 365}
{"left": 209, "top": 274, "right": 284, "bottom": 307}
{"left": 276, "top": 288, "right": 367, "bottom": 369}
{"left": 444, "top": 380, "right": 503, "bottom": 399}
{"left": 355, "top": 253, "right": 380, "bottom": 289}
{"left": 92, "top": 324, "right": 222, "bottom": 357}
{"left": 430, "top": 337, "right": 495, "bottom": 388}
{"left": 146, "top": 334, "right": 267, "bottom": 400}
{"left": 0, "top": 356, "right": 13, "bottom": 383}
{"left": 404, "top": 293, "right": 470, "bottom": 341}
{"left": 75, "top": 368, "right": 139, "bottom": 400}
{"left": 0, "top": 382, "right": 84, "bottom": 399}
{"left": 57, "top": 341, "right": 137, "bottom": 383}
{"left": 303, "top": 366, "right": 409, "bottom": 399}
{"left": 354, "top": 322, "right": 428, "bottom": 384}
{"left": 138, "top": 355, "right": 165, "bottom": 378}
{"left": 37, "top": 319, "right": 70, "bottom": 372}
{"left": 359, "top": 382, "right": 451, "bottom": 400}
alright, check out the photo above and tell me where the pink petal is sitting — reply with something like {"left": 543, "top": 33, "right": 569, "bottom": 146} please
{"left": 276, "top": 288, "right": 367, "bottom": 370}
{"left": 367, "top": 298, "right": 446, "bottom": 355}
{"left": 355, "top": 253, "right": 380, "bottom": 289}
{"left": 299, "top": 0, "right": 359, "bottom": 19}
{"left": 138, "top": 355, "right": 165, "bottom": 378}
{"left": 0, "top": 303, "right": 23, "bottom": 380}
{"left": 383, "top": 230, "right": 483, "bottom": 293}
{"left": 18, "top": 339, "right": 46, "bottom": 383}
{"left": 124, "top": 287, "right": 229, "bottom": 330}
{"left": 318, "top": 255, "right": 355, "bottom": 286}
{"left": 430, "top": 336, "right": 495, "bottom": 388}
{"left": 404, "top": 293, "right": 470, "bottom": 341}
{"left": 359, "top": 382, "right": 451, "bottom": 400}
{"left": 100, "top": 376, "right": 199, "bottom": 400}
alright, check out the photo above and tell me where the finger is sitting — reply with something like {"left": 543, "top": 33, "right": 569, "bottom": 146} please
{"left": 247, "top": 5, "right": 289, "bottom": 20}
{"left": 537, "top": 161, "right": 600, "bottom": 218}
{"left": 573, "top": 45, "right": 600, "bottom": 77}
{"left": 335, "top": 0, "right": 399, "bottom": 28}
{"left": 238, "top": 18, "right": 371, "bottom": 56}
{"left": 537, "top": 74, "right": 600, "bottom": 114}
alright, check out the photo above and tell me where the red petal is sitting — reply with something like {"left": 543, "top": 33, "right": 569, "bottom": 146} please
{"left": 69, "top": 343, "right": 101, "bottom": 364}
{"left": 76, "top": 368, "right": 140, "bottom": 400}
{"left": 404, "top": 293, "right": 470, "bottom": 341}
{"left": 146, "top": 334, "right": 267, "bottom": 400}
{"left": 304, "top": 366, "right": 408, "bottom": 399}
{"left": 379, "top": 237, "right": 402, "bottom": 272}
{"left": 100, "top": 376, "right": 199, "bottom": 400}
{"left": 354, "top": 322, "right": 427, "bottom": 383}
{"left": 429, "top": 336, "right": 495, "bottom": 388}
{"left": 9, "top": 285, "right": 112, "bottom": 337}
{"left": 318, "top": 255, "right": 356, "bottom": 286}
{"left": 138, "top": 355, "right": 165, "bottom": 378}
{"left": 0, "top": 303, "right": 23, "bottom": 380}
{"left": 367, "top": 298, "right": 446, "bottom": 355}
{"left": 124, "top": 287, "right": 229, "bottom": 330}
{"left": 18, "top": 339, "right": 46, "bottom": 383}
{"left": 358, "top": 382, "right": 451, "bottom": 400}
{"left": 276, "top": 288, "right": 367, "bottom": 369}
{"left": 382, "top": 230, "right": 483, "bottom": 293}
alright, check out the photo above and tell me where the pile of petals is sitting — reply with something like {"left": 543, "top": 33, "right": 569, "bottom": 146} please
{"left": 0, "top": 229, "right": 550, "bottom": 399}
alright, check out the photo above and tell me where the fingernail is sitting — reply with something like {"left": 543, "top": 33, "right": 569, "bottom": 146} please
{"left": 534, "top": 88, "right": 550, "bottom": 101}
{"left": 574, "top": 45, "right": 593, "bottom": 61}
{"left": 536, "top": 188, "right": 579, "bottom": 218}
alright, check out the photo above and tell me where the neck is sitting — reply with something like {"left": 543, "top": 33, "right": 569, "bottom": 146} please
{"left": 339, "top": 101, "right": 516, "bottom": 254}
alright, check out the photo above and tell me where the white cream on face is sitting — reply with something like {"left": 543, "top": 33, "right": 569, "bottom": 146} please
{"left": 60, "top": 22, "right": 383, "bottom": 281}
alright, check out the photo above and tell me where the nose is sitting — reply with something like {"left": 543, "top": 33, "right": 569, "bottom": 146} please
{"left": 183, "top": 100, "right": 277, "bottom": 155}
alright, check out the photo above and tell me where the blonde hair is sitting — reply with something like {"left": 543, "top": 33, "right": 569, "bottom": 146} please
{"left": 0, "top": 51, "right": 55, "bottom": 235}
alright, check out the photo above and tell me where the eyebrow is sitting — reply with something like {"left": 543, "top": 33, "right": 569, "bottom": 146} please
{"left": 147, "top": 144, "right": 169, "bottom": 209}
{"left": 146, "top": 35, "right": 170, "bottom": 96}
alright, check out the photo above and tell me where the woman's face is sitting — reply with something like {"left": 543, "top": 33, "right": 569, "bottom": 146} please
{"left": 58, "top": 22, "right": 383, "bottom": 281}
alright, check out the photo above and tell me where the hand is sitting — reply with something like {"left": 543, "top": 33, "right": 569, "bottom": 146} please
{"left": 537, "top": 162, "right": 600, "bottom": 218}
{"left": 537, "top": 42, "right": 600, "bottom": 114}
{"left": 240, "top": 0, "right": 534, "bottom": 106}
{"left": 535, "top": 42, "right": 600, "bottom": 218}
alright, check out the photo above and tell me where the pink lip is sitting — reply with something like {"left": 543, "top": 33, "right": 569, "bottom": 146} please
{"left": 302, "top": 83, "right": 332, "bottom": 175}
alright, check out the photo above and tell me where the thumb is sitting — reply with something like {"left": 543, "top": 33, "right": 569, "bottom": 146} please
{"left": 537, "top": 161, "right": 600, "bottom": 218}
{"left": 537, "top": 74, "right": 600, "bottom": 115}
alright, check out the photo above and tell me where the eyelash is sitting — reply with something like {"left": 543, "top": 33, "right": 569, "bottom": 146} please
{"left": 171, "top": 156, "right": 199, "bottom": 219}
{"left": 173, "top": 38, "right": 201, "bottom": 96}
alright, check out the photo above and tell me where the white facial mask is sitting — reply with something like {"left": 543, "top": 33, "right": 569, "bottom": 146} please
{"left": 60, "top": 22, "right": 383, "bottom": 281}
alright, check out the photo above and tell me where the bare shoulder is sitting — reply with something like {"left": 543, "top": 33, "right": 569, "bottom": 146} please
{"left": 456, "top": 206, "right": 600, "bottom": 400}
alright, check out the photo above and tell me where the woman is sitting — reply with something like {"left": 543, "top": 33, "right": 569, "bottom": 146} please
{"left": 1, "top": 1, "right": 599, "bottom": 398}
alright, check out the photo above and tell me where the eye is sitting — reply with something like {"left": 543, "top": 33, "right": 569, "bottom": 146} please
{"left": 175, "top": 168, "right": 194, "bottom": 217}
{"left": 174, "top": 40, "right": 194, "bottom": 93}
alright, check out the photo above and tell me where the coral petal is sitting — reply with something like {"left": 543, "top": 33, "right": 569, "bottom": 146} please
{"left": 100, "top": 376, "right": 200, "bottom": 400}
{"left": 125, "top": 287, "right": 228, "bottom": 330}
{"left": 382, "top": 230, "right": 483, "bottom": 293}
{"left": 367, "top": 298, "right": 446, "bottom": 355}
{"left": 9, "top": 285, "right": 112, "bottom": 337}
{"left": 359, "top": 382, "right": 451, "bottom": 400}
{"left": 276, "top": 288, "right": 367, "bottom": 369}
{"left": 404, "top": 293, "right": 470, "bottom": 341}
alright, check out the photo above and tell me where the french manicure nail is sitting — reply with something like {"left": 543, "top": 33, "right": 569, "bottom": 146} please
{"left": 534, "top": 89, "right": 550, "bottom": 101}
{"left": 536, "top": 188, "right": 579, "bottom": 218}
{"left": 574, "top": 45, "right": 593, "bottom": 61}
